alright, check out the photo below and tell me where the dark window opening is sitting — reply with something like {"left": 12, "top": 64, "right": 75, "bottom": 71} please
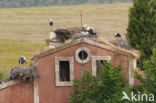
{"left": 59, "top": 61, "right": 70, "bottom": 81}
{"left": 78, "top": 50, "right": 88, "bottom": 60}
{"left": 96, "top": 60, "right": 107, "bottom": 76}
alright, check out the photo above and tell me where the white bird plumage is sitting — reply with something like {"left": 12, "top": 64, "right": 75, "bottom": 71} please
{"left": 49, "top": 32, "right": 56, "bottom": 40}
{"left": 114, "top": 33, "right": 121, "bottom": 38}
{"left": 19, "top": 56, "right": 27, "bottom": 64}
{"left": 49, "top": 18, "right": 53, "bottom": 26}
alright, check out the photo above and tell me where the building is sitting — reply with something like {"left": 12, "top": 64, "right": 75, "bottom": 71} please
{"left": 0, "top": 38, "right": 140, "bottom": 103}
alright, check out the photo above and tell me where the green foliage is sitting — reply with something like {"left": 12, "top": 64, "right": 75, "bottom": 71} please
{"left": 0, "top": 68, "right": 11, "bottom": 80}
{"left": 126, "top": 0, "right": 156, "bottom": 69}
{"left": 0, "top": 0, "right": 132, "bottom": 8}
{"left": 136, "top": 48, "right": 156, "bottom": 98}
{"left": 0, "top": 71, "right": 3, "bottom": 80}
{"left": 0, "top": 40, "right": 45, "bottom": 79}
{"left": 0, "top": 67, "right": 9, "bottom": 80}
{"left": 70, "top": 61, "right": 127, "bottom": 103}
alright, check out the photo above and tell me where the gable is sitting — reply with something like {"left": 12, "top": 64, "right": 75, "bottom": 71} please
{"left": 33, "top": 38, "right": 139, "bottom": 60}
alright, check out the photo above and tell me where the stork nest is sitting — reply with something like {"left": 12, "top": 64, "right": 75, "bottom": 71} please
{"left": 53, "top": 27, "right": 81, "bottom": 42}
{"left": 53, "top": 27, "right": 96, "bottom": 42}
{"left": 55, "top": 29, "right": 72, "bottom": 42}
{"left": 8, "top": 66, "right": 38, "bottom": 82}
{"left": 109, "top": 40, "right": 131, "bottom": 50}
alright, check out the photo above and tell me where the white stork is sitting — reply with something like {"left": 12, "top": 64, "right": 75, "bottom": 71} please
{"left": 19, "top": 56, "right": 27, "bottom": 64}
{"left": 49, "top": 18, "right": 53, "bottom": 26}
{"left": 114, "top": 33, "right": 121, "bottom": 38}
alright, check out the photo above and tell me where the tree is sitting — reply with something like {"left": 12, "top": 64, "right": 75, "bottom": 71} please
{"left": 136, "top": 48, "right": 156, "bottom": 98}
{"left": 135, "top": 48, "right": 156, "bottom": 103}
{"left": 126, "top": 0, "right": 156, "bottom": 69}
{"left": 70, "top": 61, "right": 127, "bottom": 103}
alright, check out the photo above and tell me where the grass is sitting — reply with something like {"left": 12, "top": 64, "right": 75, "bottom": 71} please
{"left": 0, "top": 40, "right": 45, "bottom": 79}
{"left": 0, "top": 3, "right": 132, "bottom": 40}
{"left": 0, "top": 3, "right": 132, "bottom": 79}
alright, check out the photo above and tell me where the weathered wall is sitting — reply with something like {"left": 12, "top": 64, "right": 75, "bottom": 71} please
{"left": 134, "top": 78, "right": 142, "bottom": 86}
{"left": 38, "top": 43, "right": 129, "bottom": 103}
{"left": 0, "top": 82, "right": 34, "bottom": 103}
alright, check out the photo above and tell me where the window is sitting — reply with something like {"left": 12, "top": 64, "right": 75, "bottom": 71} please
{"left": 78, "top": 50, "right": 88, "bottom": 60}
{"left": 75, "top": 47, "right": 91, "bottom": 64}
{"left": 96, "top": 60, "right": 107, "bottom": 76}
{"left": 92, "top": 56, "right": 111, "bottom": 76}
{"left": 55, "top": 56, "right": 74, "bottom": 86}
{"left": 59, "top": 61, "right": 70, "bottom": 81}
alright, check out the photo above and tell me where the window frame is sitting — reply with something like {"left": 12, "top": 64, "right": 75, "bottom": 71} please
{"left": 92, "top": 56, "right": 111, "bottom": 76}
{"left": 55, "top": 56, "right": 74, "bottom": 86}
{"left": 75, "top": 47, "right": 91, "bottom": 64}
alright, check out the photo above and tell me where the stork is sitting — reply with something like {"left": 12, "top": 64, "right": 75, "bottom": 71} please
{"left": 82, "top": 24, "right": 96, "bottom": 36}
{"left": 19, "top": 56, "right": 27, "bottom": 64}
{"left": 114, "top": 33, "right": 121, "bottom": 40}
{"left": 49, "top": 18, "right": 53, "bottom": 26}
{"left": 114, "top": 33, "right": 121, "bottom": 38}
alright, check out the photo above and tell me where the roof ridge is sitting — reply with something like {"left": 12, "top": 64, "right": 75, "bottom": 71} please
{"left": 32, "top": 38, "right": 140, "bottom": 60}
{"left": 96, "top": 38, "right": 140, "bottom": 59}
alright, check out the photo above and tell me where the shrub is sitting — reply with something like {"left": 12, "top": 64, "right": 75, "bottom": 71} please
{"left": 70, "top": 61, "right": 127, "bottom": 103}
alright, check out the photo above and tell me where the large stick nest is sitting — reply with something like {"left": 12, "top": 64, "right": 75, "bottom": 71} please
{"left": 8, "top": 66, "right": 38, "bottom": 82}
{"left": 55, "top": 29, "right": 72, "bottom": 42}
{"left": 109, "top": 40, "right": 131, "bottom": 50}
{"left": 54, "top": 27, "right": 96, "bottom": 42}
